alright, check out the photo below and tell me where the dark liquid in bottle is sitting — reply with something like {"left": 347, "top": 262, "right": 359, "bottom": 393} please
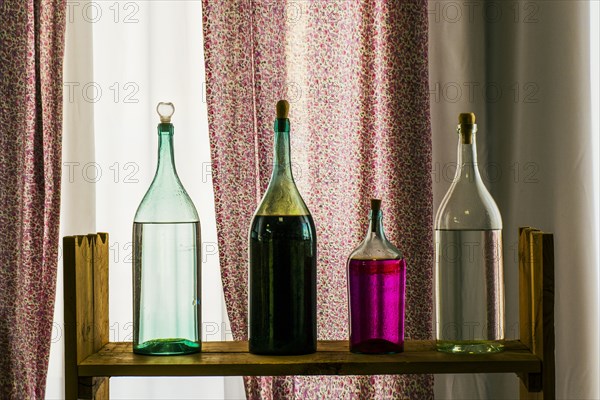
{"left": 249, "top": 214, "right": 317, "bottom": 355}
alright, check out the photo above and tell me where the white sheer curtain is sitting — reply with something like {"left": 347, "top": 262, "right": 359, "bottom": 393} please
{"left": 47, "top": 1, "right": 245, "bottom": 398}
{"left": 430, "top": 0, "right": 599, "bottom": 398}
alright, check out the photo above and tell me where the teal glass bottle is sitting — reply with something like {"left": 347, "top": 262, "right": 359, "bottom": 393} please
{"left": 248, "top": 100, "right": 317, "bottom": 355}
{"left": 132, "top": 102, "right": 201, "bottom": 355}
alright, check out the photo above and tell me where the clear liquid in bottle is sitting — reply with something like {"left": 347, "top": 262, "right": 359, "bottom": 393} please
{"left": 133, "top": 222, "right": 201, "bottom": 355}
{"left": 435, "top": 229, "right": 504, "bottom": 353}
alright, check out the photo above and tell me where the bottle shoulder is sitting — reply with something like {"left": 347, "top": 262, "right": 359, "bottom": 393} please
{"left": 254, "top": 177, "right": 311, "bottom": 216}
{"left": 348, "top": 234, "right": 403, "bottom": 261}
{"left": 134, "top": 178, "right": 199, "bottom": 223}
{"left": 435, "top": 178, "right": 502, "bottom": 230}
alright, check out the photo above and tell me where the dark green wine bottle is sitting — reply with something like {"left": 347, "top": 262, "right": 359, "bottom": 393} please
{"left": 248, "top": 100, "right": 317, "bottom": 355}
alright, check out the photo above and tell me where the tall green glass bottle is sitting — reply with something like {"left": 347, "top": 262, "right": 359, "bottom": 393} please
{"left": 248, "top": 100, "right": 317, "bottom": 355}
{"left": 132, "top": 102, "right": 201, "bottom": 355}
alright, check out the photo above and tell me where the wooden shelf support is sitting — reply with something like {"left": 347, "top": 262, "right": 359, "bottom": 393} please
{"left": 64, "top": 233, "right": 110, "bottom": 400}
{"left": 518, "top": 227, "right": 555, "bottom": 398}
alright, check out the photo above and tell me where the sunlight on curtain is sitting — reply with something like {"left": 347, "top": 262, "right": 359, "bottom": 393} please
{"left": 47, "top": 1, "right": 244, "bottom": 398}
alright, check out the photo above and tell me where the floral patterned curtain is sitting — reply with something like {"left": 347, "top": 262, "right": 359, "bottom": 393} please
{"left": 202, "top": 1, "right": 433, "bottom": 398}
{"left": 0, "top": 0, "right": 66, "bottom": 397}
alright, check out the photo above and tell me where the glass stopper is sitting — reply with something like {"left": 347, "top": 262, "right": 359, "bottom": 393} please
{"left": 157, "top": 102, "right": 175, "bottom": 123}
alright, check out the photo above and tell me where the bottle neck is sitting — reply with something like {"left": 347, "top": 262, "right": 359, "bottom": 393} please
{"left": 155, "top": 123, "right": 178, "bottom": 179}
{"left": 366, "top": 210, "right": 386, "bottom": 239}
{"left": 455, "top": 125, "right": 482, "bottom": 182}
{"left": 254, "top": 118, "right": 309, "bottom": 216}
{"left": 271, "top": 119, "right": 294, "bottom": 182}
{"left": 348, "top": 203, "right": 403, "bottom": 260}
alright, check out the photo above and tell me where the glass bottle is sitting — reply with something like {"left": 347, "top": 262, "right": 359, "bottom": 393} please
{"left": 132, "top": 102, "right": 201, "bottom": 355}
{"left": 347, "top": 199, "right": 406, "bottom": 354}
{"left": 248, "top": 100, "right": 317, "bottom": 355}
{"left": 435, "top": 112, "right": 504, "bottom": 354}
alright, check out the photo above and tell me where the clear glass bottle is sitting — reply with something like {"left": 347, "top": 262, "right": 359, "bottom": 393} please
{"left": 435, "top": 112, "right": 504, "bottom": 354}
{"left": 132, "top": 102, "right": 201, "bottom": 355}
{"left": 248, "top": 100, "right": 317, "bottom": 355}
{"left": 347, "top": 199, "right": 406, "bottom": 354}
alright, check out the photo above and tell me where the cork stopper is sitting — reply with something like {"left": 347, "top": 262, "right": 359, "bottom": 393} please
{"left": 276, "top": 100, "right": 289, "bottom": 119}
{"left": 370, "top": 199, "right": 382, "bottom": 212}
{"left": 458, "top": 112, "right": 476, "bottom": 144}
{"left": 459, "top": 112, "right": 476, "bottom": 125}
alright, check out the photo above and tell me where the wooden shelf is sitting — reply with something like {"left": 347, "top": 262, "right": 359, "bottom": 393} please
{"left": 64, "top": 229, "right": 555, "bottom": 399}
{"left": 80, "top": 340, "right": 541, "bottom": 378}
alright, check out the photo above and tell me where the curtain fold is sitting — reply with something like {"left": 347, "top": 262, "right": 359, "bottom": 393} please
{"left": 0, "top": 0, "right": 66, "bottom": 398}
{"left": 202, "top": 1, "right": 433, "bottom": 398}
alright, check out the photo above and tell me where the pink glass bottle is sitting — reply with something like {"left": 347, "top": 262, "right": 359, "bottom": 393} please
{"left": 347, "top": 199, "right": 406, "bottom": 353}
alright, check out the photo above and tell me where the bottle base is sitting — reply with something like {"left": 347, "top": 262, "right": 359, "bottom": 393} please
{"left": 249, "top": 349, "right": 317, "bottom": 355}
{"left": 249, "top": 340, "right": 316, "bottom": 355}
{"left": 436, "top": 340, "right": 504, "bottom": 354}
{"left": 134, "top": 338, "right": 201, "bottom": 355}
{"left": 350, "top": 338, "right": 404, "bottom": 354}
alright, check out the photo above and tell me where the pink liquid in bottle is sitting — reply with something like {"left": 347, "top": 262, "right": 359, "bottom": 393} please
{"left": 348, "top": 258, "right": 406, "bottom": 353}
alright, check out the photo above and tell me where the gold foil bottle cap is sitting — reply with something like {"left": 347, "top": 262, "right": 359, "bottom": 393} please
{"left": 276, "top": 100, "right": 289, "bottom": 119}
{"left": 157, "top": 102, "right": 175, "bottom": 123}
{"left": 459, "top": 112, "right": 476, "bottom": 125}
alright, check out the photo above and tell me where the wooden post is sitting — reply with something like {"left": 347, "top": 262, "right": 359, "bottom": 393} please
{"left": 518, "top": 227, "right": 555, "bottom": 399}
{"left": 64, "top": 233, "right": 110, "bottom": 400}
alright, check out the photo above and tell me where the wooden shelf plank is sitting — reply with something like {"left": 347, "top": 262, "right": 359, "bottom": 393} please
{"left": 65, "top": 231, "right": 554, "bottom": 399}
{"left": 79, "top": 340, "right": 540, "bottom": 377}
